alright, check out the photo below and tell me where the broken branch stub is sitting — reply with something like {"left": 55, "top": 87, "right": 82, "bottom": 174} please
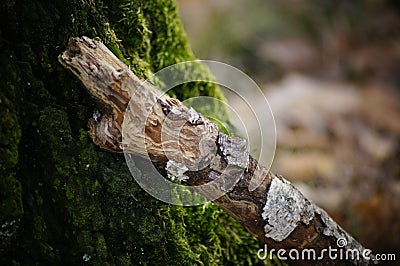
{"left": 59, "top": 37, "right": 375, "bottom": 265}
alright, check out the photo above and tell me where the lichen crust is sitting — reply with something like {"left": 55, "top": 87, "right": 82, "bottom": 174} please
{"left": 262, "top": 176, "right": 314, "bottom": 241}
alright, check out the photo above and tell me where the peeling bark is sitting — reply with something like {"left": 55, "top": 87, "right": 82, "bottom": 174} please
{"left": 59, "top": 37, "right": 376, "bottom": 266}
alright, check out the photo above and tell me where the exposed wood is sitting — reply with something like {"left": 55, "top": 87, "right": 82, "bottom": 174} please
{"left": 59, "top": 36, "right": 376, "bottom": 265}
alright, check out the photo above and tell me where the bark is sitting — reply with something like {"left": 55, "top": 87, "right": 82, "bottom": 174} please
{"left": 59, "top": 36, "right": 376, "bottom": 266}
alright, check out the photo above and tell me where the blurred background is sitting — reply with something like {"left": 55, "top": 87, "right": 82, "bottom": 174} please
{"left": 177, "top": 0, "right": 400, "bottom": 254}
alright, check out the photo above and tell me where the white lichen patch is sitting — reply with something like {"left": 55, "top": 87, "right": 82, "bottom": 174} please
{"left": 187, "top": 107, "right": 201, "bottom": 124}
{"left": 218, "top": 133, "right": 249, "bottom": 169}
{"left": 315, "top": 207, "right": 357, "bottom": 252}
{"left": 314, "top": 206, "right": 342, "bottom": 238}
{"left": 166, "top": 160, "right": 189, "bottom": 181}
{"left": 314, "top": 206, "right": 375, "bottom": 265}
{"left": 82, "top": 253, "right": 91, "bottom": 262}
{"left": 262, "top": 177, "right": 314, "bottom": 241}
{"left": 92, "top": 110, "right": 101, "bottom": 122}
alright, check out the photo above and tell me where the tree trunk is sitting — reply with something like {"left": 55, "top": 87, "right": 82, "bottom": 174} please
{"left": 0, "top": 0, "right": 272, "bottom": 265}
{"left": 58, "top": 36, "right": 376, "bottom": 266}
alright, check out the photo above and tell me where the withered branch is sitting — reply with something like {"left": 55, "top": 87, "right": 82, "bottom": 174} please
{"left": 59, "top": 37, "right": 375, "bottom": 265}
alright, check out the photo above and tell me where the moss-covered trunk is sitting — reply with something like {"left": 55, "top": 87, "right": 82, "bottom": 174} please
{"left": 0, "top": 0, "right": 275, "bottom": 265}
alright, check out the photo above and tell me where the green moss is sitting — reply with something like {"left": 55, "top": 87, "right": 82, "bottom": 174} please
{"left": 0, "top": 113, "right": 21, "bottom": 167}
{"left": 0, "top": 48, "right": 24, "bottom": 254}
{"left": 0, "top": 175, "right": 22, "bottom": 218}
{"left": 104, "top": 0, "right": 231, "bottom": 126}
{"left": 0, "top": 0, "right": 277, "bottom": 265}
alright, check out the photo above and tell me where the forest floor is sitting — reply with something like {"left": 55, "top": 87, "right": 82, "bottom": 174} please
{"left": 178, "top": 0, "right": 400, "bottom": 253}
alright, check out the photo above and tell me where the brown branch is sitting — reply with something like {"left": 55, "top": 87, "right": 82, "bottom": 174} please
{"left": 59, "top": 37, "right": 376, "bottom": 266}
